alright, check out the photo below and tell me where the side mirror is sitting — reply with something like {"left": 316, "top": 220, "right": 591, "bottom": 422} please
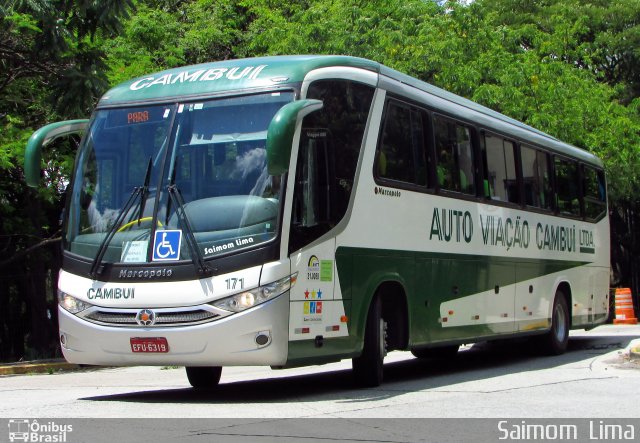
{"left": 266, "top": 99, "right": 323, "bottom": 175}
{"left": 24, "top": 119, "right": 89, "bottom": 187}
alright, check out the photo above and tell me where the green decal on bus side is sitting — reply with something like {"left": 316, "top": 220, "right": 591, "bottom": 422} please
{"left": 320, "top": 260, "right": 333, "bottom": 282}
{"left": 286, "top": 247, "right": 591, "bottom": 364}
{"left": 337, "top": 247, "right": 590, "bottom": 346}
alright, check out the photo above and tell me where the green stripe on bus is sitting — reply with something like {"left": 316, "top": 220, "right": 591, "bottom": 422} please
{"left": 335, "top": 246, "right": 590, "bottom": 348}
{"left": 286, "top": 247, "right": 590, "bottom": 364}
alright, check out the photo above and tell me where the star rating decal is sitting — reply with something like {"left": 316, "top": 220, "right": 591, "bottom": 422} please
{"left": 304, "top": 289, "right": 323, "bottom": 299}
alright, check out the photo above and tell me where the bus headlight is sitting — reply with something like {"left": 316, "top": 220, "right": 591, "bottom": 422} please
{"left": 212, "top": 273, "right": 297, "bottom": 313}
{"left": 58, "top": 291, "right": 93, "bottom": 314}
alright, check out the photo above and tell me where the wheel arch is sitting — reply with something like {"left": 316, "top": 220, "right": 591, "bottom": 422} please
{"left": 554, "top": 280, "right": 573, "bottom": 328}
{"left": 371, "top": 279, "right": 410, "bottom": 351}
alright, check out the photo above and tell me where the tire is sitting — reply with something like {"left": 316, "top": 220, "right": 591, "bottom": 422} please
{"left": 352, "top": 296, "right": 387, "bottom": 387}
{"left": 186, "top": 366, "right": 222, "bottom": 389}
{"left": 539, "top": 291, "right": 570, "bottom": 355}
{"left": 411, "top": 344, "right": 459, "bottom": 359}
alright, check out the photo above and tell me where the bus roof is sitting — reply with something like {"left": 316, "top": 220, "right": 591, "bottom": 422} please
{"left": 98, "top": 55, "right": 379, "bottom": 106}
{"left": 99, "top": 55, "right": 602, "bottom": 167}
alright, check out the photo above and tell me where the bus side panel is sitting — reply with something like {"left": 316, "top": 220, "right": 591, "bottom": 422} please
{"left": 349, "top": 249, "right": 415, "bottom": 349}
{"left": 589, "top": 266, "right": 610, "bottom": 325}
{"left": 426, "top": 258, "right": 516, "bottom": 344}
{"left": 569, "top": 265, "right": 610, "bottom": 328}
{"left": 284, "top": 240, "right": 356, "bottom": 367}
{"left": 413, "top": 256, "right": 433, "bottom": 345}
{"left": 515, "top": 264, "right": 554, "bottom": 332}
{"left": 338, "top": 248, "right": 521, "bottom": 350}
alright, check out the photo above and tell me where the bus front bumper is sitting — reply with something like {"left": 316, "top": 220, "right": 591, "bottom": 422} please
{"left": 58, "top": 292, "right": 290, "bottom": 367}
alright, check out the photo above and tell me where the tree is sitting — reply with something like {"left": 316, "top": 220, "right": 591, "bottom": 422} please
{"left": 480, "top": 0, "right": 640, "bottom": 103}
{"left": 0, "top": 0, "right": 134, "bottom": 361}
{"left": 103, "top": 0, "right": 249, "bottom": 85}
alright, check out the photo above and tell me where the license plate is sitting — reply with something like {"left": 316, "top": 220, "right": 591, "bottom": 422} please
{"left": 130, "top": 337, "right": 169, "bottom": 353}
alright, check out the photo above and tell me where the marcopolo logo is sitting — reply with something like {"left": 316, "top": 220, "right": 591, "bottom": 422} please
{"left": 8, "top": 419, "right": 72, "bottom": 442}
{"left": 374, "top": 186, "right": 401, "bottom": 197}
{"left": 118, "top": 268, "right": 173, "bottom": 279}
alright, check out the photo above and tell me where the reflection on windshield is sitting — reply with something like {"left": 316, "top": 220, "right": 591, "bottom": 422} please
{"left": 66, "top": 105, "right": 171, "bottom": 263}
{"left": 65, "top": 92, "right": 294, "bottom": 265}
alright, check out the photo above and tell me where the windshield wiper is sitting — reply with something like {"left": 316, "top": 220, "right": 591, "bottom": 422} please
{"left": 89, "top": 158, "right": 152, "bottom": 279}
{"left": 164, "top": 158, "right": 178, "bottom": 226}
{"left": 136, "top": 157, "right": 153, "bottom": 226}
{"left": 166, "top": 184, "right": 215, "bottom": 277}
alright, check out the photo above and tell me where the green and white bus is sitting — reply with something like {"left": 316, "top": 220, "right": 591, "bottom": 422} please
{"left": 25, "top": 55, "right": 609, "bottom": 388}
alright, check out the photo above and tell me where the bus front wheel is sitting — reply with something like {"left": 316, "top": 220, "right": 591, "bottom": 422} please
{"left": 186, "top": 366, "right": 222, "bottom": 389}
{"left": 539, "top": 291, "right": 570, "bottom": 355}
{"left": 352, "top": 296, "right": 387, "bottom": 387}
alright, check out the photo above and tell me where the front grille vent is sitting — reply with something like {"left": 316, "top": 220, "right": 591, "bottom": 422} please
{"left": 84, "top": 309, "right": 218, "bottom": 327}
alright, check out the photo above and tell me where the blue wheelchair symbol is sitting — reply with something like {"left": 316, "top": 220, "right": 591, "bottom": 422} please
{"left": 152, "top": 230, "right": 182, "bottom": 261}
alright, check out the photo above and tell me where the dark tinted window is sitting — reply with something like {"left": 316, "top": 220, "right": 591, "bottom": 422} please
{"left": 555, "top": 157, "right": 580, "bottom": 216}
{"left": 583, "top": 166, "right": 607, "bottom": 220}
{"left": 376, "top": 101, "right": 427, "bottom": 186}
{"left": 434, "top": 116, "right": 475, "bottom": 195}
{"left": 521, "top": 145, "right": 553, "bottom": 210}
{"left": 482, "top": 134, "right": 518, "bottom": 203}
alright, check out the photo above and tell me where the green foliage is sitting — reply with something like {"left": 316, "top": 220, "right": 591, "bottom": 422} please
{"left": 103, "top": 0, "right": 250, "bottom": 84}
{"left": 481, "top": 0, "right": 640, "bottom": 103}
{"left": 0, "top": 115, "right": 30, "bottom": 170}
{"left": 103, "top": 4, "right": 183, "bottom": 84}
{"left": 1, "top": 0, "right": 135, "bottom": 118}
{"left": 0, "top": 0, "right": 135, "bottom": 361}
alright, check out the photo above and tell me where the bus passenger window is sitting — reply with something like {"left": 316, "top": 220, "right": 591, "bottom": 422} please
{"left": 583, "top": 166, "right": 607, "bottom": 221}
{"left": 521, "top": 145, "right": 553, "bottom": 210}
{"left": 376, "top": 101, "right": 427, "bottom": 186}
{"left": 482, "top": 134, "right": 517, "bottom": 203}
{"left": 434, "top": 116, "right": 475, "bottom": 195}
{"left": 554, "top": 157, "right": 580, "bottom": 217}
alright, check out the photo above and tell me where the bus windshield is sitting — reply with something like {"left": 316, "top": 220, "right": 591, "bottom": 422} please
{"left": 66, "top": 91, "right": 294, "bottom": 264}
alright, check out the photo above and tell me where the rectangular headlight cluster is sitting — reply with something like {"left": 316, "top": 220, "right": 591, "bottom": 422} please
{"left": 58, "top": 291, "right": 93, "bottom": 314}
{"left": 212, "top": 273, "right": 297, "bottom": 313}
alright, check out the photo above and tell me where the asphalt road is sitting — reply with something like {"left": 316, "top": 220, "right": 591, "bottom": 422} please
{"left": 1, "top": 325, "right": 638, "bottom": 421}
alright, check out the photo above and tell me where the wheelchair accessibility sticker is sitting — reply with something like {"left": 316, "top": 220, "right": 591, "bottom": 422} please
{"left": 152, "top": 230, "right": 182, "bottom": 261}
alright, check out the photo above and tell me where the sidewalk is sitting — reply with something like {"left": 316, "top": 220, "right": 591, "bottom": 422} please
{"left": 629, "top": 339, "right": 640, "bottom": 360}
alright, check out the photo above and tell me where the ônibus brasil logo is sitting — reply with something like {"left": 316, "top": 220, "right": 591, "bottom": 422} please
{"left": 8, "top": 419, "right": 72, "bottom": 442}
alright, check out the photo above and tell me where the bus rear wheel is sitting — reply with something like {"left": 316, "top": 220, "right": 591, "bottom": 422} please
{"left": 352, "top": 296, "right": 387, "bottom": 387}
{"left": 539, "top": 291, "right": 570, "bottom": 355}
{"left": 186, "top": 366, "right": 222, "bottom": 389}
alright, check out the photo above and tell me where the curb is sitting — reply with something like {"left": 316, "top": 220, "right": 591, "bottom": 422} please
{"left": 0, "top": 360, "right": 80, "bottom": 376}
{"left": 627, "top": 339, "right": 640, "bottom": 361}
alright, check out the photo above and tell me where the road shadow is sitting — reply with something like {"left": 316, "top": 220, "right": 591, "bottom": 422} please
{"left": 81, "top": 332, "right": 637, "bottom": 405}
